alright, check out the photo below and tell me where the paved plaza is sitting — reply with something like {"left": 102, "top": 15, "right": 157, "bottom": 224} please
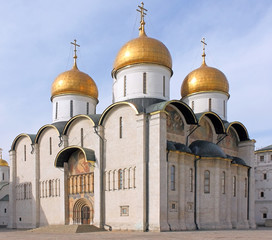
{"left": 1, "top": 228, "right": 272, "bottom": 240}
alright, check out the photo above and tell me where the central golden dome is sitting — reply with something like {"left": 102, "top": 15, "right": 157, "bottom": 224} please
{"left": 51, "top": 63, "right": 98, "bottom": 100}
{"left": 112, "top": 30, "right": 172, "bottom": 76}
{"left": 181, "top": 61, "right": 229, "bottom": 98}
{"left": 0, "top": 158, "right": 8, "bottom": 167}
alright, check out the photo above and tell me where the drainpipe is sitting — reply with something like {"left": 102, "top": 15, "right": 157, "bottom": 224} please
{"left": 194, "top": 156, "right": 201, "bottom": 230}
{"left": 166, "top": 149, "right": 172, "bottom": 231}
{"left": 186, "top": 125, "right": 200, "bottom": 146}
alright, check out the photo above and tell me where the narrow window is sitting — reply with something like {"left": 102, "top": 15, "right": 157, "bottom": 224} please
{"left": 163, "top": 76, "right": 165, "bottom": 97}
{"left": 70, "top": 100, "right": 73, "bottom": 118}
{"left": 260, "top": 156, "right": 264, "bottom": 161}
{"left": 81, "top": 128, "right": 84, "bottom": 147}
{"left": 233, "top": 176, "right": 236, "bottom": 197}
{"left": 133, "top": 167, "right": 136, "bottom": 188}
{"left": 245, "top": 178, "right": 248, "bottom": 198}
{"left": 49, "top": 137, "right": 52, "bottom": 155}
{"left": 260, "top": 191, "right": 264, "bottom": 198}
{"left": 118, "top": 169, "right": 123, "bottom": 190}
{"left": 86, "top": 102, "right": 89, "bottom": 115}
{"left": 204, "top": 170, "right": 210, "bottom": 193}
{"left": 108, "top": 171, "right": 111, "bottom": 191}
{"left": 128, "top": 168, "right": 131, "bottom": 189}
{"left": 24, "top": 184, "right": 27, "bottom": 199}
{"left": 4, "top": 208, "right": 6, "bottom": 213}
{"left": 55, "top": 102, "right": 58, "bottom": 119}
{"left": 264, "top": 173, "right": 267, "bottom": 180}
{"left": 143, "top": 72, "right": 147, "bottom": 94}
{"left": 222, "top": 171, "right": 226, "bottom": 194}
{"left": 124, "top": 75, "right": 127, "bottom": 97}
{"left": 263, "top": 213, "right": 267, "bottom": 219}
{"left": 24, "top": 145, "right": 26, "bottom": 161}
{"left": 119, "top": 117, "right": 123, "bottom": 139}
{"left": 271, "top": 155, "right": 272, "bottom": 161}
{"left": 49, "top": 180, "right": 52, "bottom": 197}
{"left": 190, "top": 168, "right": 193, "bottom": 192}
{"left": 192, "top": 101, "right": 194, "bottom": 111}
{"left": 171, "top": 165, "right": 175, "bottom": 191}
{"left": 208, "top": 98, "right": 212, "bottom": 111}
{"left": 2, "top": 173, "right": 4, "bottom": 181}
{"left": 113, "top": 171, "right": 116, "bottom": 190}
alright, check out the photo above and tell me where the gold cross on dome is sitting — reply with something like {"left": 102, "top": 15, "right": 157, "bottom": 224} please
{"left": 137, "top": 2, "right": 148, "bottom": 33}
{"left": 70, "top": 39, "right": 80, "bottom": 63}
{"left": 201, "top": 37, "right": 207, "bottom": 64}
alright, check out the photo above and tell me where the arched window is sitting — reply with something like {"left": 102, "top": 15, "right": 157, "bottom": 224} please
{"left": 171, "top": 165, "right": 175, "bottom": 191}
{"left": 222, "top": 171, "right": 226, "bottom": 194}
{"left": 81, "top": 128, "right": 84, "bottom": 147}
{"left": 2, "top": 173, "right": 4, "bottom": 181}
{"left": 113, "top": 170, "right": 116, "bottom": 190}
{"left": 24, "top": 145, "right": 26, "bottom": 161}
{"left": 119, "top": 117, "right": 123, "bottom": 139}
{"left": 128, "top": 168, "right": 131, "bottom": 189}
{"left": 204, "top": 170, "right": 210, "bottom": 193}
{"left": 143, "top": 72, "right": 147, "bottom": 94}
{"left": 70, "top": 100, "right": 73, "bottom": 118}
{"left": 24, "top": 183, "right": 27, "bottom": 199}
{"left": 223, "top": 100, "right": 226, "bottom": 118}
{"left": 124, "top": 75, "right": 127, "bottom": 97}
{"left": 86, "top": 102, "right": 89, "bottom": 115}
{"left": 49, "top": 180, "right": 52, "bottom": 197}
{"left": 233, "top": 176, "right": 236, "bottom": 197}
{"left": 189, "top": 168, "right": 193, "bottom": 192}
{"left": 118, "top": 169, "right": 123, "bottom": 190}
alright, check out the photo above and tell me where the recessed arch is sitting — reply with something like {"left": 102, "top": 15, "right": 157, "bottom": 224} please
{"left": 225, "top": 121, "right": 250, "bottom": 141}
{"left": 196, "top": 112, "right": 225, "bottom": 134}
{"left": 54, "top": 145, "right": 95, "bottom": 168}
{"left": 99, "top": 102, "right": 139, "bottom": 126}
{"left": 73, "top": 198, "right": 94, "bottom": 224}
{"left": 35, "top": 124, "right": 63, "bottom": 144}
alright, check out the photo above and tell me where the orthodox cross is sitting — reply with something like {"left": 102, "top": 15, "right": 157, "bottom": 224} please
{"left": 137, "top": 2, "right": 147, "bottom": 32}
{"left": 201, "top": 37, "right": 207, "bottom": 63}
{"left": 71, "top": 39, "right": 80, "bottom": 63}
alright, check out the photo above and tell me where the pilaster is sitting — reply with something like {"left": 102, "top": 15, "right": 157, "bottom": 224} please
{"left": 8, "top": 150, "right": 16, "bottom": 228}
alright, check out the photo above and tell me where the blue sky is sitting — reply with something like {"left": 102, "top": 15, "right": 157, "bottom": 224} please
{"left": 0, "top": 0, "right": 272, "bottom": 161}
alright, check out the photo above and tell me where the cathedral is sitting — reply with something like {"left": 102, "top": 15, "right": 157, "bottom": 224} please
{"left": 8, "top": 3, "right": 256, "bottom": 231}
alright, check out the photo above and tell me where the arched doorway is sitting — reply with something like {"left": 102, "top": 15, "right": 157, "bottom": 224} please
{"left": 73, "top": 199, "right": 93, "bottom": 224}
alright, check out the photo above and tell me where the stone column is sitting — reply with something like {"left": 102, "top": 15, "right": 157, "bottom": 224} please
{"left": 8, "top": 150, "right": 16, "bottom": 228}
{"left": 33, "top": 144, "right": 40, "bottom": 228}
{"left": 238, "top": 140, "right": 256, "bottom": 229}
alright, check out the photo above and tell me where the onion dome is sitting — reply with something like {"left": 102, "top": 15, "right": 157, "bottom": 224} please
{"left": 112, "top": 3, "right": 172, "bottom": 76}
{"left": 51, "top": 40, "right": 98, "bottom": 100}
{"left": 181, "top": 39, "right": 229, "bottom": 98}
{"left": 0, "top": 149, "right": 8, "bottom": 167}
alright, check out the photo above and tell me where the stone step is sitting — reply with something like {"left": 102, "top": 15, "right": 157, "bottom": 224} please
{"left": 29, "top": 224, "right": 105, "bottom": 233}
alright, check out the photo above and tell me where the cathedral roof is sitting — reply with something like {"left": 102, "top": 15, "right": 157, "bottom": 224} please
{"left": 255, "top": 145, "right": 272, "bottom": 153}
{"left": 189, "top": 140, "right": 227, "bottom": 158}
{"left": 167, "top": 141, "right": 192, "bottom": 154}
{"left": 112, "top": 3, "right": 172, "bottom": 77}
{"left": 181, "top": 39, "right": 229, "bottom": 98}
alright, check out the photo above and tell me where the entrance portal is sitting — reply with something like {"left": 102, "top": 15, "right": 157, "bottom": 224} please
{"left": 73, "top": 199, "right": 93, "bottom": 224}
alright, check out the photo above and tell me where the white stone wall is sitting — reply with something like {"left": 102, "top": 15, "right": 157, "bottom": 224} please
{"left": 113, "top": 64, "right": 171, "bottom": 102}
{"left": 255, "top": 150, "right": 272, "bottom": 225}
{"left": 0, "top": 183, "right": 9, "bottom": 226}
{"left": 38, "top": 127, "right": 65, "bottom": 226}
{"left": 103, "top": 105, "right": 144, "bottom": 230}
{"left": 52, "top": 94, "right": 97, "bottom": 123}
{"left": 182, "top": 92, "right": 228, "bottom": 120}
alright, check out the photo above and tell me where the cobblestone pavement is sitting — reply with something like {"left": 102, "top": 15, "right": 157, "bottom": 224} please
{"left": 1, "top": 228, "right": 272, "bottom": 240}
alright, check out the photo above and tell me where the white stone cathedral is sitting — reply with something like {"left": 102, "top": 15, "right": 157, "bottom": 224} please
{"left": 8, "top": 3, "right": 256, "bottom": 231}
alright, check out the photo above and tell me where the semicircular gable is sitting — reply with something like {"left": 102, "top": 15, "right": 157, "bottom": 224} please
{"left": 225, "top": 121, "right": 249, "bottom": 141}
{"left": 196, "top": 112, "right": 225, "bottom": 134}
{"left": 11, "top": 133, "right": 36, "bottom": 151}
{"left": 99, "top": 102, "right": 139, "bottom": 126}
{"left": 63, "top": 114, "right": 101, "bottom": 135}
{"left": 35, "top": 124, "right": 63, "bottom": 144}
{"left": 146, "top": 100, "right": 197, "bottom": 125}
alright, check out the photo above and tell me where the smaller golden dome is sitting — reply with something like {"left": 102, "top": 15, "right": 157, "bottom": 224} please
{"left": 0, "top": 159, "right": 8, "bottom": 167}
{"left": 112, "top": 31, "right": 172, "bottom": 76}
{"left": 51, "top": 63, "right": 98, "bottom": 100}
{"left": 181, "top": 62, "right": 229, "bottom": 98}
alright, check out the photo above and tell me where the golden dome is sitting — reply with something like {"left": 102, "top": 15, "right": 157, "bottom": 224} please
{"left": 51, "top": 63, "right": 98, "bottom": 100}
{"left": 112, "top": 30, "right": 172, "bottom": 76}
{"left": 0, "top": 159, "right": 8, "bottom": 167}
{"left": 181, "top": 61, "right": 229, "bottom": 98}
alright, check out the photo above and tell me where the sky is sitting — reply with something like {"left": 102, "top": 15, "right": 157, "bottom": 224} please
{"left": 0, "top": 0, "right": 272, "bottom": 161}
